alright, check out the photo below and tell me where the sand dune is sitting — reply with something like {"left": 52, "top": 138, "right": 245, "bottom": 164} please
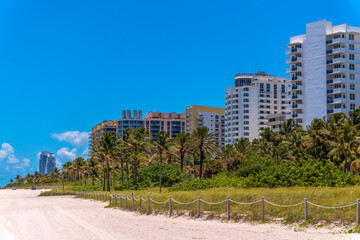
{"left": 0, "top": 189, "right": 357, "bottom": 240}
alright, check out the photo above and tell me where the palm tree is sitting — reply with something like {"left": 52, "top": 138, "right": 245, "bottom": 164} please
{"left": 191, "top": 127, "right": 218, "bottom": 179}
{"left": 15, "top": 175, "right": 22, "bottom": 183}
{"left": 174, "top": 132, "right": 191, "bottom": 172}
{"left": 155, "top": 131, "right": 174, "bottom": 192}
{"left": 92, "top": 132, "right": 117, "bottom": 191}
{"left": 124, "top": 127, "right": 152, "bottom": 190}
{"left": 73, "top": 157, "right": 85, "bottom": 181}
{"left": 233, "top": 137, "right": 251, "bottom": 158}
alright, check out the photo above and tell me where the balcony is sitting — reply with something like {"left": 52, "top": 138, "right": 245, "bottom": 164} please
{"left": 327, "top": 88, "right": 346, "bottom": 94}
{"left": 286, "top": 57, "right": 303, "bottom": 64}
{"left": 327, "top": 78, "right": 346, "bottom": 84}
{"left": 267, "top": 120, "right": 284, "bottom": 126}
{"left": 289, "top": 104, "right": 303, "bottom": 110}
{"left": 292, "top": 113, "right": 304, "bottom": 119}
{"left": 349, "top": 49, "right": 360, "bottom": 55}
{"left": 290, "top": 85, "right": 303, "bottom": 91}
{"left": 286, "top": 66, "right": 303, "bottom": 73}
{"left": 327, "top": 47, "right": 346, "bottom": 55}
{"left": 286, "top": 76, "right": 303, "bottom": 82}
{"left": 327, "top": 58, "right": 346, "bottom": 64}
{"left": 326, "top": 38, "right": 345, "bottom": 45}
{"left": 286, "top": 48, "right": 302, "bottom": 55}
{"left": 327, "top": 68, "right": 346, "bottom": 74}
{"left": 328, "top": 108, "right": 345, "bottom": 114}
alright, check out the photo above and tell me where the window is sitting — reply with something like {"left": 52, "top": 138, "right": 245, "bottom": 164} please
{"left": 350, "top": 84, "right": 355, "bottom": 90}
{"left": 244, "top": 98, "right": 249, "bottom": 102}
{"left": 266, "top": 84, "right": 271, "bottom": 92}
{"left": 243, "top": 121, "right": 249, "bottom": 125}
{"left": 350, "top": 74, "right": 355, "bottom": 80}
{"left": 260, "top": 83, "right": 264, "bottom": 92}
{"left": 243, "top": 104, "right": 249, "bottom": 108}
{"left": 350, "top": 54, "right": 355, "bottom": 60}
{"left": 244, "top": 127, "right": 249, "bottom": 130}
{"left": 243, "top": 110, "right": 249, "bottom": 113}
{"left": 349, "top": 34, "right": 355, "bottom": 41}
{"left": 351, "top": 104, "right": 356, "bottom": 110}
{"left": 244, "top": 115, "right": 249, "bottom": 119}
{"left": 350, "top": 64, "right": 355, "bottom": 70}
{"left": 350, "top": 94, "right": 355, "bottom": 100}
{"left": 350, "top": 44, "right": 355, "bottom": 50}
{"left": 244, "top": 132, "right": 249, "bottom": 136}
{"left": 243, "top": 93, "right": 249, "bottom": 97}
{"left": 243, "top": 88, "right": 249, "bottom": 91}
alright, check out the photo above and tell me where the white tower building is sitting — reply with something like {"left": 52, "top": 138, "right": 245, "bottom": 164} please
{"left": 286, "top": 20, "right": 360, "bottom": 126}
{"left": 225, "top": 72, "right": 289, "bottom": 143}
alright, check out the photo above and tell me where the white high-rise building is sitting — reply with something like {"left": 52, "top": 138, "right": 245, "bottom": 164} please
{"left": 225, "top": 72, "right": 289, "bottom": 143}
{"left": 286, "top": 20, "right": 360, "bottom": 126}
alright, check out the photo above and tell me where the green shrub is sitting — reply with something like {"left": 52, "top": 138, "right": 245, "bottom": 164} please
{"left": 170, "top": 155, "right": 360, "bottom": 191}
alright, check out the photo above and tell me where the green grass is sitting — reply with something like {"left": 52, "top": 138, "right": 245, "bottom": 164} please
{"left": 72, "top": 186, "right": 360, "bottom": 226}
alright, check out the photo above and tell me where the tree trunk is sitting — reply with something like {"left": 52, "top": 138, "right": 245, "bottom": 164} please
{"left": 84, "top": 176, "right": 87, "bottom": 186}
{"left": 180, "top": 153, "right": 184, "bottom": 172}
{"left": 134, "top": 149, "right": 138, "bottom": 190}
{"left": 106, "top": 159, "right": 110, "bottom": 192}
{"left": 199, "top": 149, "right": 204, "bottom": 179}
{"left": 103, "top": 173, "right": 105, "bottom": 191}
{"left": 92, "top": 177, "right": 94, "bottom": 185}
{"left": 121, "top": 162, "right": 124, "bottom": 187}
{"left": 159, "top": 152, "right": 162, "bottom": 193}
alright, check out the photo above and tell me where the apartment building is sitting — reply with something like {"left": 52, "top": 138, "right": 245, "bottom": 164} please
{"left": 265, "top": 113, "right": 286, "bottom": 133}
{"left": 39, "top": 151, "right": 56, "bottom": 175}
{"left": 89, "top": 120, "right": 117, "bottom": 151}
{"left": 144, "top": 111, "right": 185, "bottom": 140}
{"left": 117, "top": 110, "right": 144, "bottom": 138}
{"left": 185, "top": 105, "right": 225, "bottom": 146}
{"left": 286, "top": 20, "right": 360, "bottom": 126}
{"left": 225, "top": 72, "right": 288, "bottom": 143}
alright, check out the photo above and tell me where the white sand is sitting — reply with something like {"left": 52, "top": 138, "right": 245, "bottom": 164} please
{"left": 0, "top": 189, "right": 358, "bottom": 240}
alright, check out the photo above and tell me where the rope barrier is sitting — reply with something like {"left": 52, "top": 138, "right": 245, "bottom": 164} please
{"left": 307, "top": 201, "right": 357, "bottom": 209}
{"left": 171, "top": 198, "right": 197, "bottom": 205}
{"left": 200, "top": 199, "right": 227, "bottom": 205}
{"left": 264, "top": 200, "right": 303, "bottom": 207}
{"left": 149, "top": 198, "right": 169, "bottom": 204}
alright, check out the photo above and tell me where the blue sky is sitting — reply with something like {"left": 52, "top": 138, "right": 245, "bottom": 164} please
{"left": 0, "top": 0, "right": 359, "bottom": 186}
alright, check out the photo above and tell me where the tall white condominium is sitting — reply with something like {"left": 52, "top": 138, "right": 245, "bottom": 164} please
{"left": 286, "top": 20, "right": 360, "bottom": 126}
{"left": 225, "top": 72, "right": 288, "bottom": 143}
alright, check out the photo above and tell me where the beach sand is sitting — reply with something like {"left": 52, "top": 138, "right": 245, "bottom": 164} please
{"left": 0, "top": 189, "right": 358, "bottom": 240}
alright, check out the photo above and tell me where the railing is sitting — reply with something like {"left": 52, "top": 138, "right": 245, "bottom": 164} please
{"left": 75, "top": 191, "right": 360, "bottom": 223}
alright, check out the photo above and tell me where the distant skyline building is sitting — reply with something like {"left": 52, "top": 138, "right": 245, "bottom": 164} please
{"left": 144, "top": 111, "right": 185, "bottom": 140}
{"left": 39, "top": 151, "right": 56, "bottom": 175}
{"left": 225, "top": 72, "right": 289, "bottom": 143}
{"left": 117, "top": 110, "right": 144, "bottom": 138}
{"left": 185, "top": 105, "right": 225, "bottom": 146}
{"left": 286, "top": 20, "right": 360, "bottom": 126}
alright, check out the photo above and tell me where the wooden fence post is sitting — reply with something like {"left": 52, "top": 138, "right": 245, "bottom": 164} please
{"left": 304, "top": 198, "right": 308, "bottom": 221}
{"left": 140, "top": 196, "right": 142, "bottom": 213}
{"left": 125, "top": 195, "right": 128, "bottom": 209}
{"left": 132, "top": 193, "right": 134, "bottom": 211}
{"left": 261, "top": 197, "right": 265, "bottom": 220}
{"left": 197, "top": 197, "right": 200, "bottom": 218}
{"left": 109, "top": 193, "right": 112, "bottom": 205}
{"left": 115, "top": 194, "right": 117, "bottom": 206}
{"left": 169, "top": 196, "right": 172, "bottom": 217}
{"left": 120, "top": 194, "right": 123, "bottom": 208}
{"left": 227, "top": 197, "right": 230, "bottom": 220}
{"left": 147, "top": 195, "right": 150, "bottom": 215}
{"left": 357, "top": 199, "right": 360, "bottom": 225}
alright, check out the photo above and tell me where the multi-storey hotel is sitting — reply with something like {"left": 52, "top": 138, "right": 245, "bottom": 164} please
{"left": 144, "top": 111, "right": 185, "bottom": 140}
{"left": 89, "top": 120, "right": 117, "bottom": 151}
{"left": 185, "top": 105, "right": 225, "bottom": 146}
{"left": 286, "top": 20, "right": 360, "bottom": 126}
{"left": 117, "top": 110, "right": 144, "bottom": 138}
{"left": 225, "top": 72, "right": 288, "bottom": 143}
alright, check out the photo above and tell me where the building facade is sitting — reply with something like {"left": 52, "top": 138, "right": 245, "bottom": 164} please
{"left": 89, "top": 120, "right": 117, "bottom": 151}
{"left": 225, "top": 72, "right": 288, "bottom": 143}
{"left": 117, "top": 110, "right": 144, "bottom": 138}
{"left": 185, "top": 105, "right": 225, "bottom": 146}
{"left": 286, "top": 20, "right": 360, "bottom": 126}
{"left": 144, "top": 111, "right": 185, "bottom": 140}
{"left": 265, "top": 113, "right": 286, "bottom": 133}
{"left": 39, "top": 151, "right": 56, "bottom": 175}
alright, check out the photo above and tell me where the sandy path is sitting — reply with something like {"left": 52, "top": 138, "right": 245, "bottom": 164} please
{"left": 0, "top": 190, "right": 358, "bottom": 240}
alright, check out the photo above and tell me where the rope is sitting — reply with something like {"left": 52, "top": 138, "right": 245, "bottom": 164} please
{"left": 229, "top": 199, "right": 261, "bottom": 205}
{"left": 133, "top": 196, "right": 139, "bottom": 201}
{"left": 149, "top": 198, "right": 169, "bottom": 204}
{"left": 264, "top": 200, "right": 303, "bottom": 207}
{"left": 200, "top": 199, "right": 227, "bottom": 205}
{"left": 307, "top": 201, "right": 357, "bottom": 209}
{"left": 171, "top": 198, "right": 197, "bottom": 205}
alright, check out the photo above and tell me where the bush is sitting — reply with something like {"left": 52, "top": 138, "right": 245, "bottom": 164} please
{"left": 170, "top": 155, "right": 360, "bottom": 191}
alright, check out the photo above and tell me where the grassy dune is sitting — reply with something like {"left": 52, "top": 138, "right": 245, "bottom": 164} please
{"left": 71, "top": 186, "right": 360, "bottom": 226}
